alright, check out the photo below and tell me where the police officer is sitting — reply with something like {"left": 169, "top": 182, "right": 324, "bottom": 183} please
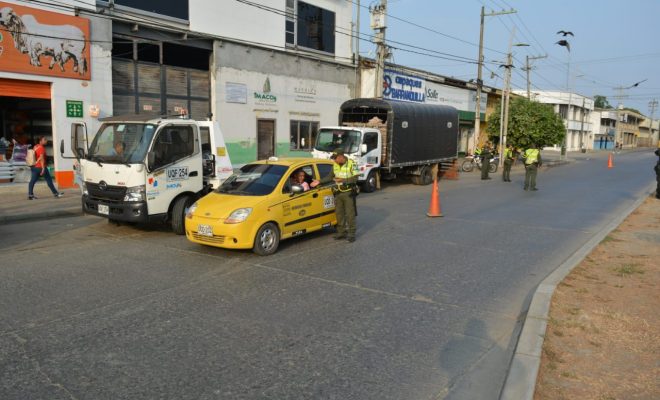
{"left": 523, "top": 143, "right": 542, "bottom": 191}
{"left": 311, "top": 149, "right": 359, "bottom": 242}
{"left": 481, "top": 143, "right": 492, "bottom": 180}
{"left": 502, "top": 143, "right": 514, "bottom": 182}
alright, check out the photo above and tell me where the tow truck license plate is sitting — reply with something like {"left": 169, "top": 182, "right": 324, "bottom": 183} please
{"left": 98, "top": 204, "right": 109, "bottom": 215}
{"left": 197, "top": 224, "right": 213, "bottom": 237}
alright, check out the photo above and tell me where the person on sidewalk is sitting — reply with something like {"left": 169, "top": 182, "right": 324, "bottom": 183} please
{"left": 522, "top": 143, "right": 542, "bottom": 191}
{"left": 481, "top": 143, "right": 493, "bottom": 180}
{"left": 28, "top": 136, "right": 63, "bottom": 200}
{"left": 502, "top": 143, "right": 515, "bottom": 182}
{"left": 311, "top": 149, "right": 359, "bottom": 242}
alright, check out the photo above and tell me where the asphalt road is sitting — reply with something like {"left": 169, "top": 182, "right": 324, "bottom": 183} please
{"left": 0, "top": 150, "right": 656, "bottom": 400}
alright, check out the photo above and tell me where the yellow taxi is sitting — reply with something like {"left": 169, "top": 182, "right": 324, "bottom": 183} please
{"left": 185, "top": 157, "right": 337, "bottom": 255}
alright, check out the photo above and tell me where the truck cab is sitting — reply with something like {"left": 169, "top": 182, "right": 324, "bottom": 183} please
{"left": 63, "top": 115, "right": 233, "bottom": 234}
{"left": 311, "top": 126, "right": 382, "bottom": 192}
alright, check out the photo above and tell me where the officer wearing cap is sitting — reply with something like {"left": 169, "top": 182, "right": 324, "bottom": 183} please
{"left": 311, "top": 149, "right": 359, "bottom": 242}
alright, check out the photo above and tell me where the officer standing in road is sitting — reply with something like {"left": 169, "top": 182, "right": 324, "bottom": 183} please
{"left": 523, "top": 143, "right": 542, "bottom": 191}
{"left": 502, "top": 143, "right": 514, "bottom": 182}
{"left": 311, "top": 149, "right": 359, "bottom": 242}
{"left": 481, "top": 143, "right": 493, "bottom": 180}
{"left": 654, "top": 148, "right": 660, "bottom": 199}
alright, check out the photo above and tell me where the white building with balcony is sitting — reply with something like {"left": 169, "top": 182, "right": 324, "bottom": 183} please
{"left": 520, "top": 91, "right": 595, "bottom": 151}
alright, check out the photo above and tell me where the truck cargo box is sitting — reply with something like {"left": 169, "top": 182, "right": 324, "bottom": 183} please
{"left": 339, "top": 98, "right": 458, "bottom": 167}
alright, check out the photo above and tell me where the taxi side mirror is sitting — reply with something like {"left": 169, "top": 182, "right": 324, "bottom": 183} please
{"left": 290, "top": 184, "right": 304, "bottom": 195}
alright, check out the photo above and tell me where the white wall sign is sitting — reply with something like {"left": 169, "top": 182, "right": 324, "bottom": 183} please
{"left": 226, "top": 82, "right": 247, "bottom": 104}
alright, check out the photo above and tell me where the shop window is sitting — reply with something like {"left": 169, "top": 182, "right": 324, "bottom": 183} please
{"left": 286, "top": 1, "right": 335, "bottom": 54}
{"left": 290, "top": 120, "right": 319, "bottom": 151}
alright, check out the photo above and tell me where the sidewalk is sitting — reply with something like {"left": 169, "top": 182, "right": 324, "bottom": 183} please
{"left": 0, "top": 183, "right": 82, "bottom": 224}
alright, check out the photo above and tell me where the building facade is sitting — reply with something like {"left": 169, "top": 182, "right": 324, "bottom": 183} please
{"left": 523, "top": 91, "right": 594, "bottom": 151}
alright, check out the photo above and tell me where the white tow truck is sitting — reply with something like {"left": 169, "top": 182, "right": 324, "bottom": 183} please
{"left": 62, "top": 115, "right": 233, "bottom": 234}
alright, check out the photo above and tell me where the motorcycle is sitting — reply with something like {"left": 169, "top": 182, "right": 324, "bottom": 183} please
{"left": 461, "top": 154, "right": 499, "bottom": 173}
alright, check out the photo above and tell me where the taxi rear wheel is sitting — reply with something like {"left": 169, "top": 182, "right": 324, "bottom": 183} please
{"left": 253, "top": 222, "right": 280, "bottom": 256}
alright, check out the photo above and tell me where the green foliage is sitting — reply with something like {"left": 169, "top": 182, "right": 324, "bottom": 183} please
{"left": 594, "top": 95, "right": 612, "bottom": 109}
{"left": 486, "top": 97, "right": 566, "bottom": 149}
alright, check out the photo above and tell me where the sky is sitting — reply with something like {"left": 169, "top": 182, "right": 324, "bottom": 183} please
{"left": 354, "top": 0, "right": 660, "bottom": 114}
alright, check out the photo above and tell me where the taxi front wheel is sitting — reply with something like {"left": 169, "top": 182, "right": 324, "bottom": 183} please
{"left": 253, "top": 222, "right": 280, "bottom": 256}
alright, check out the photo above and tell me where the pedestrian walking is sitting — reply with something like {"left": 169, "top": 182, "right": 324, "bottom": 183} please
{"left": 522, "top": 143, "right": 542, "bottom": 191}
{"left": 481, "top": 143, "right": 492, "bottom": 180}
{"left": 654, "top": 148, "right": 660, "bottom": 199}
{"left": 502, "top": 143, "right": 514, "bottom": 182}
{"left": 311, "top": 149, "right": 359, "bottom": 242}
{"left": 28, "top": 136, "right": 63, "bottom": 200}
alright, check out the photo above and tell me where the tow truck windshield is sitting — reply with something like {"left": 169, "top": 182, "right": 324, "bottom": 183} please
{"left": 314, "top": 129, "right": 361, "bottom": 153}
{"left": 88, "top": 123, "right": 156, "bottom": 164}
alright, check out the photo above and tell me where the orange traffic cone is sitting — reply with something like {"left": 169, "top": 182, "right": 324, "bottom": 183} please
{"left": 608, "top": 153, "right": 614, "bottom": 169}
{"left": 427, "top": 177, "right": 443, "bottom": 217}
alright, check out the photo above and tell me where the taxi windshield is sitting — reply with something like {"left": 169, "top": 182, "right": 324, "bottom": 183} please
{"left": 216, "top": 164, "right": 288, "bottom": 196}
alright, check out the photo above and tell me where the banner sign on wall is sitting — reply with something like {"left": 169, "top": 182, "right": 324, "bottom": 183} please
{"left": 382, "top": 69, "right": 426, "bottom": 103}
{"left": 0, "top": 1, "right": 91, "bottom": 80}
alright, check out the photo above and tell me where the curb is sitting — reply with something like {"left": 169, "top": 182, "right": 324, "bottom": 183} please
{"left": 0, "top": 207, "right": 83, "bottom": 224}
{"left": 499, "top": 182, "right": 656, "bottom": 400}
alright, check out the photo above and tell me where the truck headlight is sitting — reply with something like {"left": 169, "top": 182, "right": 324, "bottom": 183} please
{"left": 225, "top": 208, "right": 252, "bottom": 224}
{"left": 124, "top": 185, "right": 146, "bottom": 202}
{"left": 82, "top": 182, "right": 88, "bottom": 196}
{"left": 186, "top": 202, "right": 198, "bottom": 219}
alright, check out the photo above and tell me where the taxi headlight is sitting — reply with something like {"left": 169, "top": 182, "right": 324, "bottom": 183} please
{"left": 225, "top": 208, "right": 252, "bottom": 224}
{"left": 124, "top": 185, "right": 145, "bottom": 202}
{"left": 186, "top": 202, "right": 198, "bottom": 219}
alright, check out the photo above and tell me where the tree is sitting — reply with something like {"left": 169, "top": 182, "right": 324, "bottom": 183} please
{"left": 486, "top": 97, "right": 566, "bottom": 149}
{"left": 594, "top": 95, "right": 612, "bottom": 109}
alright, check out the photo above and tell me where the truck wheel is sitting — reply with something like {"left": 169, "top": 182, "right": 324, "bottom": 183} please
{"left": 461, "top": 160, "right": 474, "bottom": 172}
{"left": 171, "top": 195, "right": 192, "bottom": 235}
{"left": 362, "top": 171, "right": 377, "bottom": 193}
{"left": 489, "top": 163, "right": 498, "bottom": 173}
{"left": 253, "top": 222, "right": 280, "bottom": 256}
{"left": 420, "top": 165, "right": 434, "bottom": 185}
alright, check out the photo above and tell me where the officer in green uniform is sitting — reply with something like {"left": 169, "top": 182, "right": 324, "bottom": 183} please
{"left": 523, "top": 144, "right": 542, "bottom": 191}
{"left": 481, "top": 143, "right": 492, "bottom": 180}
{"left": 654, "top": 148, "right": 660, "bottom": 199}
{"left": 502, "top": 143, "right": 514, "bottom": 182}
{"left": 311, "top": 149, "right": 359, "bottom": 242}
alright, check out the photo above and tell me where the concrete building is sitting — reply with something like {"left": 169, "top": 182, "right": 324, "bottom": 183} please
{"left": 590, "top": 109, "right": 617, "bottom": 150}
{"left": 0, "top": 0, "right": 112, "bottom": 187}
{"left": 521, "top": 91, "right": 594, "bottom": 151}
{"left": 360, "top": 64, "right": 498, "bottom": 155}
{"left": 637, "top": 116, "right": 657, "bottom": 148}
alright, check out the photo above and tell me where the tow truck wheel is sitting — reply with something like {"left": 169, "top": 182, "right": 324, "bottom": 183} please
{"left": 420, "top": 165, "right": 434, "bottom": 185}
{"left": 253, "top": 222, "right": 280, "bottom": 256}
{"left": 362, "top": 171, "right": 377, "bottom": 193}
{"left": 171, "top": 195, "right": 192, "bottom": 235}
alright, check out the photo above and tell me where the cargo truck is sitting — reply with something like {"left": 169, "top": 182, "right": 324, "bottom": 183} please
{"left": 312, "top": 98, "right": 459, "bottom": 192}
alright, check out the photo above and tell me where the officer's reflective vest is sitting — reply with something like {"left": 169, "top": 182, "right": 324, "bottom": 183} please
{"left": 524, "top": 149, "right": 540, "bottom": 165}
{"left": 504, "top": 148, "right": 514, "bottom": 160}
{"left": 333, "top": 159, "right": 358, "bottom": 192}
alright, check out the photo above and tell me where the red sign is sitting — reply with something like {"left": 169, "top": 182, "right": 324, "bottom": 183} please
{"left": 0, "top": 1, "right": 91, "bottom": 80}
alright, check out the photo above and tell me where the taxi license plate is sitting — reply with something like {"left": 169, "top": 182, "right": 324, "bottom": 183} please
{"left": 197, "top": 224, "right": 213, "bottom": 237}
{"left": 98, "top": 204, "right": 109, "bottom": 215}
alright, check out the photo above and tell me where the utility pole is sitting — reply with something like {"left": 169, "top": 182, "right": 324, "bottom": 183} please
{"left": 354, "top": 0, "right": 361, "bottom": 97}
{"left": 498, "top": 27, "right": 517, "bottom": 169}
{"left": 649, "top": 99, "right": 658, "bottom": 146}
{"left": 472, "top": 6, "right": 516, "bottom": 154}
{"left": 371, "top": 0, "right": 387, "bottom": 99}
{"left": 522, "top": 54, "right": 547, "bottom": 99}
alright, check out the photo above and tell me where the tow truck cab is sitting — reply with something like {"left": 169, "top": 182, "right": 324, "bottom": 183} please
{"left": 63, "top": 115, "right": 233, "bottom": 234}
